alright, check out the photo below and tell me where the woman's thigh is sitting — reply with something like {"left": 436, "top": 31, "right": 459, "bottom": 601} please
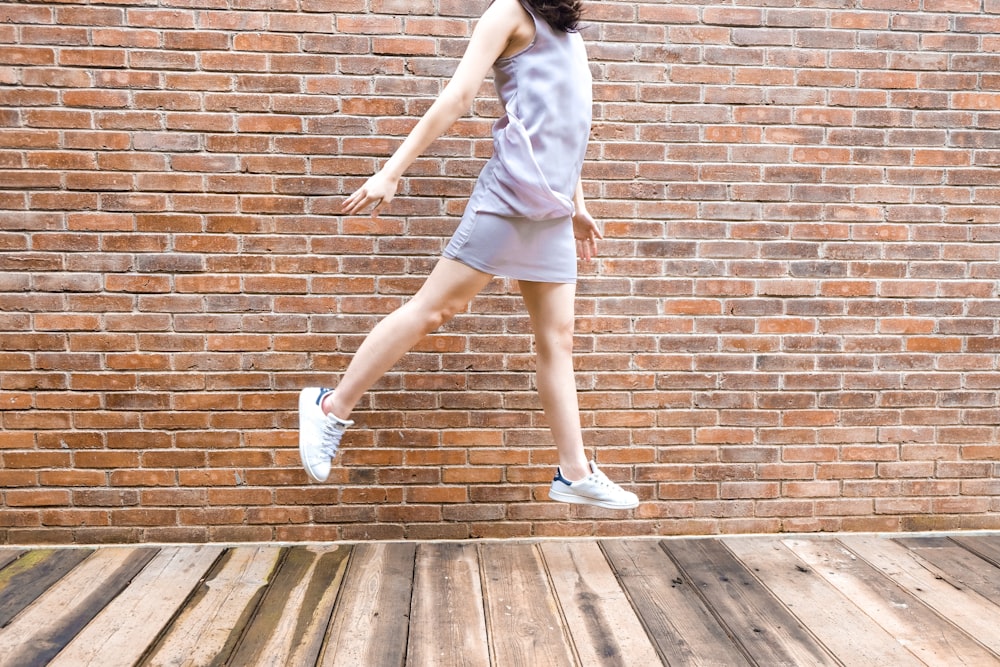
{"left": 408, "top": 257, "right": 495, "bottom": 320}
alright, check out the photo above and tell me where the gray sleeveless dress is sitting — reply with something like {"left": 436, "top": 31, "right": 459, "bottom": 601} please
{"left": 442, "top": 6, "right": 592, "bottom": 284}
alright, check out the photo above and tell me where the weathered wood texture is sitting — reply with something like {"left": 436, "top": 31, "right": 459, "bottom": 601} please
{"left": 0, "top": 534, "right": 998, "bottom": 666}
{"left": 320, "top": 542, "right": 415, "bottom": 667}
{"left": 407, "top": 542, "right": 489, "bottom": 667}
{"left": 480, "top": 542, "right": 575, "bottom": 667}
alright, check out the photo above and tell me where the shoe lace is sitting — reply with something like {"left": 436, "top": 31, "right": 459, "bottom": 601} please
{"left": 318, "top": 419, "right": 344, "bottom": 459}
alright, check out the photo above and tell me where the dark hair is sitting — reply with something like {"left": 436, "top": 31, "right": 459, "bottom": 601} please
{"left": 522, "top": 0, "right": 583, "bottom": 33}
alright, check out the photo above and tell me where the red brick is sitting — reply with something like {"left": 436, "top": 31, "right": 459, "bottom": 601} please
{"left": 755, "top": 500, "right": 815, "bottom": 517}
{"left": 110, "top": 508, "right": 177, "bottom": 526}
{"left": 210, "top": 526, "right": 274, "bottom": 542}
{"left": 784, "top": 481, "right": 840, "bottom": 498}
{"left": 41, "top": 509, "right": 109, "bottom": 527}
{"left": 721, "top": 482, "right": 779, "bottom": 499}
{"left": 6, "top": 489, "right": 71, "bottom": 507}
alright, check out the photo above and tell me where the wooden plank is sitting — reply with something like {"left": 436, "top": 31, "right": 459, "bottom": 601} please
{"left": 540, "top": 541, "right": 660, "bottom": 667}
{"left": 786, "top": 537, "right": 999, "bottom": 666}
{"left": 478, "top": 542, "right": 575, "bottom": 667}
{"left": 48, "top": 545, "right": 224, "bottom": 667}
{"left": 841, "top": 535, "right": 1000, "bottom": 657}
{"left": 665, "top": 538, "right": 839, "bottom": 667}
{"left": 406, "top": 542, "right": 489, "bottom": 667}
{"left": 0, "top": 547, "right": 159, "bottom": 666}
{"left": 140, "top": 546, "right": 285, "bottom": 667}
{"left": 319, "top": 542, "right": 416, "bottom": 667}
{"left": 0, "top": 549, "right": 26, "bottom": 571}
{"left": 601, "top": 539, "right": 750, "bottom": 666}
{"left": 897, "top": 536, "right": 1000, "bottom": 604}
{"left": 227, "top": 544, "right": 352, "bottom": 667}
{"left": 0, "top": 548, "right": 92, "bottom": 627}
{"left": 951, "top": 534, "right": 1000, "bottom": 569}
{"left": 724, "top": 537, "right": 924, "bottom": 667}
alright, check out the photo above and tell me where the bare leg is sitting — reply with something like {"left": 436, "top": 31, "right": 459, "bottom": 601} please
{"left": 518, "top": 280, "right": 590, "bottom": 482}
{"left": 325, "top": 258, "right": 494, "bottom": 419}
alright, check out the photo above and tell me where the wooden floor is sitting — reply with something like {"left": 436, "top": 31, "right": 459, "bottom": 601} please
{"left": 1, "top": 534, "right": 1000, "bottom": 666}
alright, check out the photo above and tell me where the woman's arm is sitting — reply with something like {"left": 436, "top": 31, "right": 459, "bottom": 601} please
{"left": 341, "top": 0, "right": 532, "bottom": 217}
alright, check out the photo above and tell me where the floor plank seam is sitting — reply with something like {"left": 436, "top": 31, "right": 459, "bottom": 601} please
{"left": 655, "top": 540, "right": 749, "bottom": 665}
{"left": 134, "top": 546, "right": 231, "bottom": 667}
{"left": 595, "top": 540, "right": 667, "bottom": 666}
{"left": 537, "top": 542, "right": 584, "bottom": 667}
{"left": 316, "top": 545, "right": 354, "bottom": 666}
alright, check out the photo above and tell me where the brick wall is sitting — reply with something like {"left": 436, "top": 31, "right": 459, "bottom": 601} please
{"left": 2, "top": 0, "right": 999, "bottom": 544}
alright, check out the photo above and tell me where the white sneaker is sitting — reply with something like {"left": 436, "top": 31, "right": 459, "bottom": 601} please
{"left": 298, "top": 387, "right": 353, "bottom": 482}
{"left": 548, "top": 460, "right": 639, "bottom": 510}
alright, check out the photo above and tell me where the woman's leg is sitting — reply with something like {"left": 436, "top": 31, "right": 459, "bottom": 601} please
{"left": 325, "top": 258, "right": 494, "bottom": 419}
{"left": 517, "top": 280, "right": 591, "bottom": 482}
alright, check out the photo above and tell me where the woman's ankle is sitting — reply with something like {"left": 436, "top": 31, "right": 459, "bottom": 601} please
{"left": 320, "top": 391, "right": 350, "bottom": 421}
{"left": 558, "top": 460, "right": 590, "bottom": 483}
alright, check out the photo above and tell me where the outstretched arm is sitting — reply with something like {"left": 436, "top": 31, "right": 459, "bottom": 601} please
{"left": 341, "top": 0, "right": 532, "bottom": 217}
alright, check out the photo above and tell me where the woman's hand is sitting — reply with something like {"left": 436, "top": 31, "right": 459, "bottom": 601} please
{"left": 572, "top": 206, "right": 602, "bottom": 262}
{"left": 340, "top": 170, "right": 399, "bottom": 218}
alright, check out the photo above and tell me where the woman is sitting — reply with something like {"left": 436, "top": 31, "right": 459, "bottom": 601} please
{"left": 298, "top": 0, "right": 638, "bottom": 510}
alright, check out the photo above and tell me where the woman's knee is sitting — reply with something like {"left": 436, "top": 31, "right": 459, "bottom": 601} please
{"left": 407, "top": 296, "right": 463, "bottom": 334}
{"left": 535, "top": 321, "right": 575, "bottom": 359}
{"left": 426, "top": 303, "right": 458, "bottom": 332}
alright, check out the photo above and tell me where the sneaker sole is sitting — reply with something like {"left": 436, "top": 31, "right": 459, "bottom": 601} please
{"left": 549, "top": 488, "right": 638, "bottom": 511}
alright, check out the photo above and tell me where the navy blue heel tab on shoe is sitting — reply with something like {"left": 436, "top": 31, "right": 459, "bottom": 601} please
{"left": 553, "top": 468, "right": 574, "bottom": 486}
{"left": 315, "top": 388, "right": 334, "bottom": 406}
